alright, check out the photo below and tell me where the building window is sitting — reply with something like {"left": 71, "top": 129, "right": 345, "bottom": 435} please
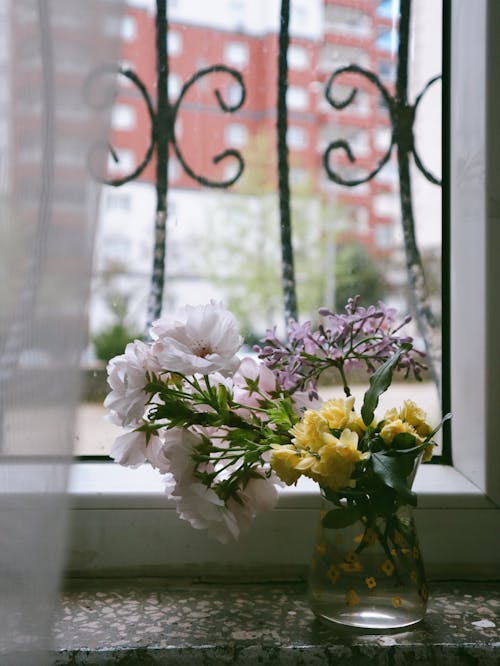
{"left": 290, "top": 167, "right": 309, "bottom": 186}
{"left": 168, "top": 74, "right": 182, "bottom": 100}
{"left": 374, "top": 222, "right": 394, "bottom": 249}
{"left": 168, "top": 30, "right": 183, "bottom": 56}
{"left": 225, "top": 123, "right": 248, "bottom": 147}
{"left": 121, "top": 16, "right": 137, "bottom": 42}
{"left": 325, "top": 4, "right": 371, "bottom": 37}
{"left": 378, "top": 59, "right": 397, "bottom": 82}
{"left": 286, "top": 86, "right": 309, "bottom": 111}
{"left": 106, "top": 192, "right": 131, "bottom": 212}
{"left": 104, "top": 15, "right": 137, "bottom": 41}
{"left": 288, "top": 45, "right": 309, "bottom": 71}
{"left": 224, "top": 41, "right": 249, "bottom": 67}
{"left": 376, "top": 0, "right": 399, "bottom": 20}
{"left": 287, "top": 125, "right": 309, "bottom": 150}
{"left": 227, "top": 83, "right": 244, "bottom": 107}
{"left": 319, "top": 43, "right": 370, "bottom": 71}
{"left": 374, "top": 127, "right": 391, "bottom": 151}
{"left": 376, "top": 29, "right": 398, "bottom": 54}
{"left": 111, "top": 104, "right": 136, "bottom": 131}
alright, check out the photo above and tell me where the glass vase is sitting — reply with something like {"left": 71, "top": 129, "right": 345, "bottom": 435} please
{"left": 308, "top": 501, "right": 428, "bottom": 630}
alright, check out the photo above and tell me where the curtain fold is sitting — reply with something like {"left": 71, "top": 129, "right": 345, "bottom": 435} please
{"left": 0, "top": 1, "right": 123, "bottom": 662}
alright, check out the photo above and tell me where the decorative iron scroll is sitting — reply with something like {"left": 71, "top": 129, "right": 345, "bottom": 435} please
{"left": 91, "top": 0, "right": 247, "bottom": 328}
{"left": 170, "top": 66, "right": 246, "bottom": 189}
{"left": 322, "top": 0, "right": 442, "bottom": 387}
{"left": 90, "top": 0, "right": 442, "bottom": 387}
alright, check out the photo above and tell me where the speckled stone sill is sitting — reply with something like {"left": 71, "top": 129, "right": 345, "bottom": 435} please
{"left": 51, "top": 579, "right": 499, "bottom": 665}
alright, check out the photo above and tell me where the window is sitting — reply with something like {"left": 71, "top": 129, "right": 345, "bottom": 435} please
{"left": 168, "top": 30, "right": 182, "bottom": 56}
{"left": 287, "top": 125, "right": 308, "bottom": 150}
{"left": 70, "top": 2, "right": 499, "bottom": 578}
{"left": 325, "top": 4, "right": 371, "bottom": 37}
{"left": 225, "top": 123, "right": 248, "bottom": 147}
{"left": 288, "top": 44, "right": 309, "bottom": 70}
{"left": 224, "top": 41, "right": 249, "bottom": 67}
{"left": 106, "top": 192, "right": 131, "bottom": 211}
{"left": 121, "top": 16, "right": 137, "bottom": 42}
{"left": 286, "top": 86, "right": 309, "bottom": 110}
{"left": 111, "top": 104, "right": 137, "bottom": 131}
{"left": 378, "top": 59, "right": 396, "bottom": 82}
{"left": 319, "top": 43, "right": 370, "bottom": 71}
{"left": 227, "top": 83, "right": 244, "bottom": 107}
{"left": 168, "top": 73, "right": 182, "bottom": 100}
{"left": 374, "top": 222, "right": 393, "bottom": 249}
{"left": 376, "top": 29, "right": 398, "bottom": 53}
{"left": 376, "top": 0, "right": 399, "bottom": 20}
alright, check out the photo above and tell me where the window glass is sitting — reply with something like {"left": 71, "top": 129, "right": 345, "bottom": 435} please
{"left": 111, "top": 104, "right": 137, "bottom": 130}
{"left": 76, "top": 0, "right": 443, "bottom": 459}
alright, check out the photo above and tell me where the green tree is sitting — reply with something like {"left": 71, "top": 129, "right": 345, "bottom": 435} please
{"left": 91, "top": 260, "right": 142, "bottom": 363}
{"left": 197, "top": 130, "right": 391, "bottom": 336}
{"left": 334, "top": 242, "right": 387, "bottom": 312}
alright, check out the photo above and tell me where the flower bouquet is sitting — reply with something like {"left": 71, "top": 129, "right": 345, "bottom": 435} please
{"left": 105, "top": 297, "right": 448, "bottom": 628}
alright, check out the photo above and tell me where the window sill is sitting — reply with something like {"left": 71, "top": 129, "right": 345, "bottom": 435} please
{"left": 68, "top": 462, "right": 496, "bottom": 510}
{"left": 53, "top": 579, "right": 500, "bottom": 664}
{"left": 65, "top": 463, "right": 500, "bottom": 580}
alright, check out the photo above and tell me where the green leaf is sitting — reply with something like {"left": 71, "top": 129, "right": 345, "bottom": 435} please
{"left": 217, "top": 383, "right": 229, "bottom": 411}
{"left": 392, "top": 432, "right": 417, "bottom": 449}
{"left": 267, "top": 397, "right": 299, "bottom": 428}
{"left": 423, "top": 412, "right": 452, "bottom": 444}
{"left": 370, "top": 451, "right": 417, "bottom": 506}
{"left": 361, "top": 344, "right": 411, "bottom": 426}
{"left": 322, "top": 506, "right": 361, "bottom": 529}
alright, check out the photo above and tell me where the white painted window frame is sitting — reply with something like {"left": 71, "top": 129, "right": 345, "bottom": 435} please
{"left": 66, "top": 0, "right": 499, "bottom": 579}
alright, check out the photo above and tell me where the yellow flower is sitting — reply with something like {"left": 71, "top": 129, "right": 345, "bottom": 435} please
{"left": 347, "top": 411, "right": 369, "bottom": 437}
{"left": 340, "top": 551, "right": 363, "bottom": 573}
{"left": 345, "top": 589, "right": 359, "bottom": 607}
{"left": 383, "top": 407, "right": 399, "bottom": 423}
{"left": 365, "top": 576, "right": 377, "bottom": 589}
{"left": 315, "top": 543, "right": 327, "bottom": 556}
{"left": 269, "top": 445, "right": 302, "bottom": 485}
{"left": 422, "top": 443, "right": 434, "bottom": 462}
{"left": 319, "top": 397, "right": 355, "bottom": 430}
{"left": 381, "top": 559, "right": 395, "bottom": 576}
{"left": 312, "top": 430, "right": 366, "bottom": 491}
{"left": 380, "top": 419, "right": 417, "bottom": 445}
{"left": 327, "top": 564, "right": 340, "bottom": 584}
{"left": 399, "top": 400, "right": 433, "bottom": 438}
{"left": 290, "top": 410, "right": 330, "bottom": 452}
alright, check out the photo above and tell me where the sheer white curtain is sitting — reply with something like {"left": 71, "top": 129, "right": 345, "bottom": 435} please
{"left": 0, "top": 1, "right": 123, "bottom": 662}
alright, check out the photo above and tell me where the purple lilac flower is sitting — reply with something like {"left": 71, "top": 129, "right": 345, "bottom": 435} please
{"left": 255, "top": 296, "right": 427, "bottom": 397}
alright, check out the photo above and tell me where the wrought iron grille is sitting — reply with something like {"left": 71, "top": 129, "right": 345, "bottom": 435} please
{"left": 99, "top": 0, "right": 449, "bottom": 461}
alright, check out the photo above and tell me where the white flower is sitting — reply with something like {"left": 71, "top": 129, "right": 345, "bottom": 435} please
{"left": 225, "top": 474, "right": 279, "bottom": 536}
{"left": 161, "top": 427, "right": 202, "bottom": 479}
{"left": 167, "top": 479, "right": 241, "bottom": 543}
{"left": 104, "top": 339, "right": 156, "bottom": 427}
{"left": 232, "top": 357, "right": 277, "bottom": 419}
{"left": 145, "top": 431, "right": 171, "bottom": 474}
{"left": 159, "top": 425, "right": 279, "bottom": 542}
{"left": 150, "top": 301, "right": 243, "bottom": 376}
{"left": 110, "top": 430, "right": 147, "bottom": 468}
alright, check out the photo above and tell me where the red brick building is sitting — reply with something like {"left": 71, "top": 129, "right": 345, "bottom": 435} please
{"left": 108, "top": 0, "right": 399, "bottom": 256}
